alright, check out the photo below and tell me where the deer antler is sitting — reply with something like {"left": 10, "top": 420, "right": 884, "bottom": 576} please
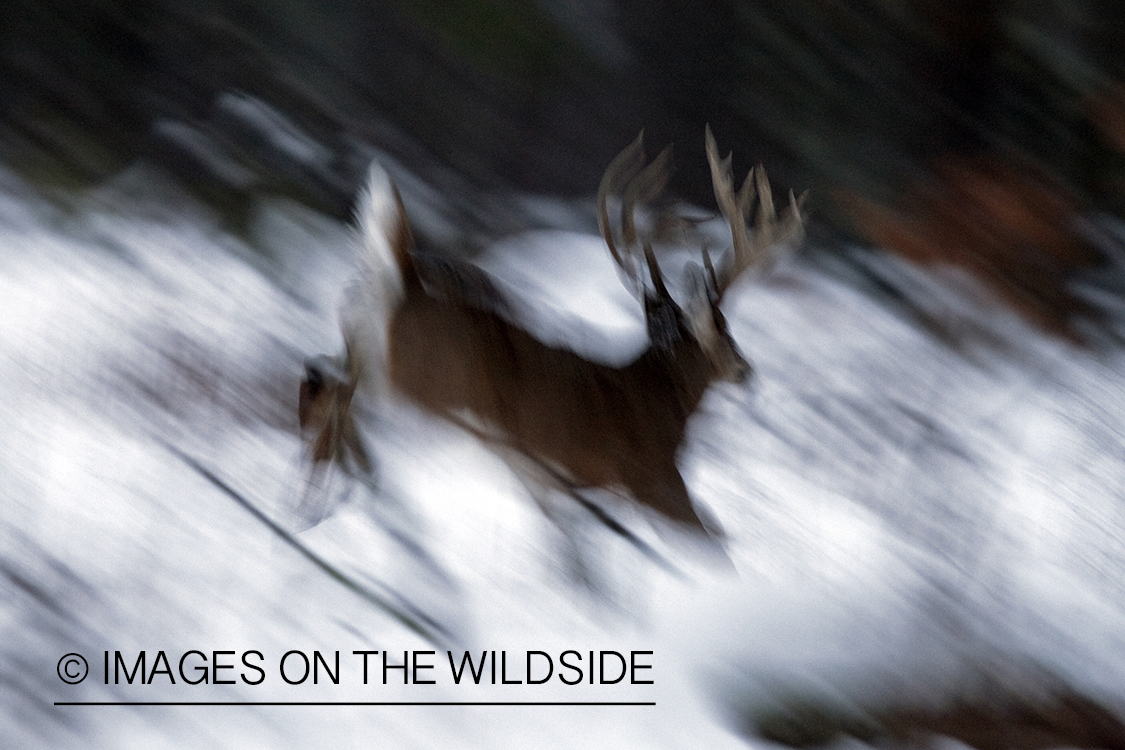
{"left": 625, "top": 145, "right": 675, "bottom": 301}
{"left": 598, "top": 133, "right": 677, "bottom": 301}
{"left": 598, "top": 132, "right": 647, "bottom": 294}
{"left": 705, "top": 125, "right": 804, "bottom": 301}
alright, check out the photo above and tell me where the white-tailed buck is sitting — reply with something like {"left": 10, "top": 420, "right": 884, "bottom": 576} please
{"left": 299, "top": 127, "right": 803, "bottom": 547}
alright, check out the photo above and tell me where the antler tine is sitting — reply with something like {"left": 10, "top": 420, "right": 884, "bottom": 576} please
{"left": 621, "top": 144, "right": 672, "bottom": 249}
{"left": 622, "top": 145, "right": 674, "bottom": 302}
{"left": 701, "top": 246, "right": 719, "bottom": 291}
{"left": 705, "top": 125, "right": 804, "bottom": 300}
{"left": 597, "top": 132, "right": 648, "bottom": 277}
{"left": 706, "top": 125, "right": 749, "bottom": 293}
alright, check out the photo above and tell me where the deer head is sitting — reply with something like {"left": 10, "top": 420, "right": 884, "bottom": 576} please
{"left": 597, "top": 127, "right": 804, "bottom": 388}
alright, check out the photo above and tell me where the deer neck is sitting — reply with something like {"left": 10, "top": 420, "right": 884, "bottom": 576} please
{"left": 636, "top": 337, "right": 714, "bottom": 417}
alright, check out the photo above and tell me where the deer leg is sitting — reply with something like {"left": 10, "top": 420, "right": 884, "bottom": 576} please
{"left": 626, "top": 463, "right": 726, "bottom": 542}
{"left": 511, "top": 457, "right": 681, "bottom": 579}
{"left": 442, "top": 412, "right": 679, "bottom": 576}
{"left": 501, "top": 447, "right": 679, "bottom": 574}
{"left": 296, "top": 355, "right": 379, "bottom": 528}
{"left": 486, "top": 447, "right": 600, "bottom": 590}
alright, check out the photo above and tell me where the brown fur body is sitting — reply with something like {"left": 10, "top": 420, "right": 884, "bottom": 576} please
{"left": 388, "top": 268, "right": 722, "bottom": 530}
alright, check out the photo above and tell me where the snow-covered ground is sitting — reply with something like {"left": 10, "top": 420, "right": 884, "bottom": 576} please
{"left": 2, "top": 157, "right": 1124, "bottom": 749}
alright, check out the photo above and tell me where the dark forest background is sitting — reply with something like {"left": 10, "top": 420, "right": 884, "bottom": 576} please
{"left": 4, "top": 0, "right": 1125, "bottom": 334}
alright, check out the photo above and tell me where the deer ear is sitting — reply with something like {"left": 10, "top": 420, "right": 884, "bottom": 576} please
{"left": 683, "top": 260, "right": 721, "bottom": 311}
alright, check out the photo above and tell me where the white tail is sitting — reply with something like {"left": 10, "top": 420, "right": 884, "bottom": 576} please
{"left": 300, "top": 128, "right": 803, "bottom": 544}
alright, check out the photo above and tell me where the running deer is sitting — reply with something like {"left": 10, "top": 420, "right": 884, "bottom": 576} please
{"left": 298, "top": 127, "right": 803, "bottom": 545}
